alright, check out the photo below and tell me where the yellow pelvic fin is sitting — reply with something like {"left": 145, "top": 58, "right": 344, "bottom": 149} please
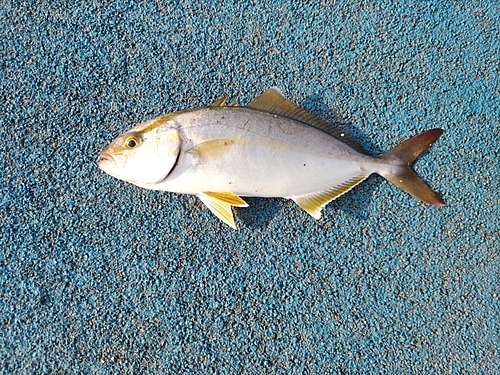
{"left": 198, "top": 192, "right": 248, "bottom": 229}
{"left": 291, "top": 175, "right": 368, "bottom": 219}
{"left": 187, "top": 139, "right": 235, "bottom": 162}
{"left": 247, "top": 87, "right": 368, "bottom": 154}
{"left": 202, "top": 191, "right": 249, "bottom": 207}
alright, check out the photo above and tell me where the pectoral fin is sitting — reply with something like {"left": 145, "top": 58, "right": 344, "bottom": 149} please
{"left": 187, "top": 139, "right": 235, "bottom": 162}
{"left": 291, "top": 175, "right": 368, "bottom": 219}
{"left": 198, "top": 192, "right": 248, "bottom": 229}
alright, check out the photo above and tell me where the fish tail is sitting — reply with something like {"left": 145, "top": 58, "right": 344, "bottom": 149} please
{"left": 378, "top": 129, "right": 446, "bottom": 206}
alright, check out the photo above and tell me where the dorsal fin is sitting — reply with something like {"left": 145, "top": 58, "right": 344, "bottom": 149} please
{"left": 209, "top": 96, "right": 229, "bottom": 107}
{"left": 209, "top": 96, "right": 239, "bottom": 107}
{"left": 247, "top": 87, "right": 368, "bottom": 154}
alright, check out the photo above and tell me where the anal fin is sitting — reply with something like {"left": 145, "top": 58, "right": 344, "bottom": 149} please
{"left": 291, "top": 175, "right": 368, "bottom": 219}
{"left": 198, "top": 192, "right": 248, "bottom": 229}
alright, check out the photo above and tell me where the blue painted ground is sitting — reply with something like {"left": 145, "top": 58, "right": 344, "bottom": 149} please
{"left": 1, "top": 1, "right": 499, "bottom": 374}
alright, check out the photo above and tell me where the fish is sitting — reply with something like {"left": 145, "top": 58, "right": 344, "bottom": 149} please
{"left": 98, "top": 87, "right": 445, "bottom": 228}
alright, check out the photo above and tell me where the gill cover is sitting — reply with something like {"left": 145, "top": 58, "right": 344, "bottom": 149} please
{"left": 134, "top": 124, "right": 181, "bottom": 185}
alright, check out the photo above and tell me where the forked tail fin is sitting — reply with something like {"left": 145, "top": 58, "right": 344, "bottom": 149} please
{"left": 379, "top": 129, "right": 446, "bottom": 206}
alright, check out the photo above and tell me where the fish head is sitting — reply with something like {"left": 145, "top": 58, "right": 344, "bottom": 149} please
{"left": 98, "top": 119, "right": 181, "bottom": 186}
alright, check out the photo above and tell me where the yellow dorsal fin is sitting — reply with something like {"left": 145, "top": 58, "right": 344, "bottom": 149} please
{"left": 187, "top": 139, "right": 235, "bottom": 162}
{"left": 247, "top": 87, "right": 368, "bottom": 154}
{"left": 198, "top": 192, "right": 248, "bottom": 229}
{"left": 291, "top": 175, "right": 368, "bottom": 219}
{"left": 209, "top": 96, "right": 229, "bottom": 107}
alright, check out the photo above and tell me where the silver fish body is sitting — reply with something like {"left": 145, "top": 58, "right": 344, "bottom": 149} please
{"left": 150, "top": 107, "right": 384, "bottom": 196}
{"left": 99, "top": 88, "right": 445, "bottom": 228}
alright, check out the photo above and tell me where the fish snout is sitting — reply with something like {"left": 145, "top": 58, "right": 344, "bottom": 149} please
{"left": 98, "top": 147, "right": 129, "bottom": 170}
{"left": 98, "top": 149, "right": 118, "bottom": 170}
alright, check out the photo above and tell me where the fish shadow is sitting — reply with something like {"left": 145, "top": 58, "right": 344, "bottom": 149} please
{"left": 237, "top": 197, "right": 283, "bottom": 229}
{"left": 302, "top": 93, "right": 383, "bottom": 156}
{"left": 238, "top": 182, "right": 378, "bottom": 230}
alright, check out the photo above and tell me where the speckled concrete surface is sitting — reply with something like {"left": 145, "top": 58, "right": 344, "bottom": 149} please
{"left": 1, "top": 1, "right": 499, "bottom": 373}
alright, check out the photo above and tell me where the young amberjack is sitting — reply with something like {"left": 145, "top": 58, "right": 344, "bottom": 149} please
{"left": 98, "top": 87, "right": 445, "bottom": 228}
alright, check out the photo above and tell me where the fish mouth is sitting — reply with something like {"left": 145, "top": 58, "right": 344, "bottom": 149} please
{"left": 98, "top": 151, "right": 116, "bottom": 168}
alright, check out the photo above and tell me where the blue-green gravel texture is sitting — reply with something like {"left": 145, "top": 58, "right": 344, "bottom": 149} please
{"left": 1, "top": 1, "right": 499, "bottom": 374}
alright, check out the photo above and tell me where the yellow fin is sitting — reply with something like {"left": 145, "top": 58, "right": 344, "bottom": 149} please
{"left": 198, "top": 192, "right": 248, "bottom": 229}
{"left": 291, "top": 175, "right": 368, "bottom": 219}
{"left": 247, "top": 87, "right": 368, "bottom": 154}
{"left": 209, "top": 95, "right": 229, "bottom": 107}
{"left": 202, "top": 191, "right": 249, "bottom": 207}
{"left": 187, "top": 139, "right": 235, "bottom": 162}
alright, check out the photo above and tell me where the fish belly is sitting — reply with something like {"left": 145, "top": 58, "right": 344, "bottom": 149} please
{"left": 156, "top": 107, "right": 378, "bottom": 197}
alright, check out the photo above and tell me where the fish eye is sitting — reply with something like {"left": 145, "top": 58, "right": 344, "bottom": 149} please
{"left": 124, "top": 135, "right": 140, "bottom": 149}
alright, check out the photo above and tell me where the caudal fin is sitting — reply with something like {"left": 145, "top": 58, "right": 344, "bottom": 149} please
{"left": 379, "top": 129, "right": 446, "bottom": 206}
